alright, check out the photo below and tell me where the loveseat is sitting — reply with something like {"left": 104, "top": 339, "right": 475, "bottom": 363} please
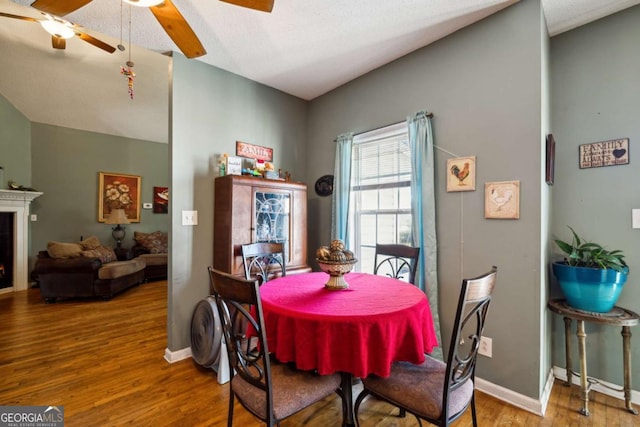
{"left": 131, "top": 230, "right": 168, "bottom": 282}
{"left": 33, "top": 236, "right": 146, "bottom": 302}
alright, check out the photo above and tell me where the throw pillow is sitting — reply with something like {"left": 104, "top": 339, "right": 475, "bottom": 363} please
{"left": 47, "top": 241, "right": 83, "bottom": 259}
{"left": 79, "top": 235, "right": 101, "bottom": 250}
{"left": 81, "top": 246, "right": 117, "bottom": 264}
{"left": 134, "top": 231, "right": 168, "bottom": 254}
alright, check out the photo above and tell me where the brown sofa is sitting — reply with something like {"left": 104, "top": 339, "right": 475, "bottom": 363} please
{"left": 33, "top": 237, "right": 146, "bottom": 302}
{"left": 131, "top": 231, "right": 168, "bottom": 282}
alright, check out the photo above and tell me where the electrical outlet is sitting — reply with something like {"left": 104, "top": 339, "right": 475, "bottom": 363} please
{"left": 479, "top": 336, "right": 492, "bottom": 358}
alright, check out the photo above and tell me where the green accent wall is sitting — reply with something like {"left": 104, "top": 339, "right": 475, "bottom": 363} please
{"left": 0, "top": 94, "right": 31, "bottom": 187}
{"left": 307, "top": 0, "right": 546, "bottom": 399}
{"left": 29, "top": 123, "right": 169, "bottom": 261}
{"left": 551, "top": 5, "right": 640, "bottom": 386}
{"left": 169, "top": 54, "right": 308, "bottom": 351}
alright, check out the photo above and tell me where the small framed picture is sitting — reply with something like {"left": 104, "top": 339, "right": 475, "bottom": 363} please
{"left": 485, "top": 180, "right": 520, "bottom": 219}
{"left": 153, "top": 186, "right": 168, "bottom": 214}
{"left": 546, "top": 134, "right": 555, "bottom": 185}
{"left": 226, "top": 156, "right": 242, "bottom": 175}
{"left": 446, "top": 156, "right": 476, "bottom": 192}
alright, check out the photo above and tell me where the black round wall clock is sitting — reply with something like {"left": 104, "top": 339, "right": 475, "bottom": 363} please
{"left": 314, "top": 175, "right": 334, "bottom": 197}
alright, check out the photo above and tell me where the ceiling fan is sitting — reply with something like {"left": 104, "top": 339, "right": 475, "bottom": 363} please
{"left": 26, "top": 0, "right": 274, "bottom": 59}
{"left": 0, "top": 10, "right": 116, "bottom": 53}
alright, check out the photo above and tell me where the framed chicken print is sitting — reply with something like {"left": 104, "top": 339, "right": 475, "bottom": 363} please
{"left": 485, "top": 180, "right": 520, "bottom": 219}
{"left": 446, "top": 156, "right": 476, "bottom": 192}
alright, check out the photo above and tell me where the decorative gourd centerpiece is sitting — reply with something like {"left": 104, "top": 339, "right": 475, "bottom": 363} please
{"left": 316, "top": 239, "right": 357, "bottom": 290}
{"left": 552, "top": 226, "right": 629, "bottom": 313}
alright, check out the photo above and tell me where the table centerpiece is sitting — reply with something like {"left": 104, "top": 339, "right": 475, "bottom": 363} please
{"left": 316, "top": 239, "right": 357, "bottom": 290}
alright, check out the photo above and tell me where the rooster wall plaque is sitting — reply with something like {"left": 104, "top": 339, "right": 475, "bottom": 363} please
{"left": 446, "top": 156, "right": 476, "bottom": 192}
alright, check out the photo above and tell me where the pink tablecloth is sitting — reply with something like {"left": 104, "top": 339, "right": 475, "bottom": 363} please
{"left": 260, "top": 272, "right": 438, "bottom": 378}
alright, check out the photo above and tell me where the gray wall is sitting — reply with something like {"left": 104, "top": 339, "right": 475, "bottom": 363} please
{"left": 169, "top": 54, "right": 308, "bottom": 350}
{"left": 0, "top": 94, "right": 31, "bottom": 188}
{"left": 1, "top": 97, "right": 169, "bottom": 267}
{"left": 551, "top": 5, "right": 640, "bottom": 385}
{"left": 28, "top": 123, "right": 169, "bottom": 268}
{"left": 307, "top": 0, "right": 545, "bottom": 399}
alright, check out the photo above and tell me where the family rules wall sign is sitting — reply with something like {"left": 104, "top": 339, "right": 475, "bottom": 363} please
{"left": 579, "top": 138, "right": 629, "bottom": 169}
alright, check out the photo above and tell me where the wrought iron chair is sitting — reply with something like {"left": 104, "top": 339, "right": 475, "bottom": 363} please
{"left": 373, "top": 243, "right": 420, "bottom": 284}
{"left": 241, "top": 242, "right": 286, "bottom": 284}
{"left": 354, "top": 266, "right": 498, "bottom": 427}
{"left": 208, "top": 267, "right": 341, "bottom": 427}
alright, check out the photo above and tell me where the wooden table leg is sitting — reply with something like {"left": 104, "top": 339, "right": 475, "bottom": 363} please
{"left": 564, "top": 316, "right": 572, "bottom": 386}
{"left": 621, "top": 326, "right": 639, "bottom": 415}
{"left": 577, "top": 320, "right": 590, "bottom": 416}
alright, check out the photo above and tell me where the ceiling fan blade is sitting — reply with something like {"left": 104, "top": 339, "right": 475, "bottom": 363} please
{"left": 76, "top": 30, "right": 117, "bottom": 54}
{"left": 30, "top": 0, "right": 92, "bottom": 16}
{"left": 0, "top": 12, "right": 40, "bottom": 22}
{"left": 219, "top": 0, "right": 273, "bottom": 13}
{"left": 149, "top": 0, "right": 206, "bottom": 59}
{"left": 51, "top": 36, "right": 66, "bottom": 49}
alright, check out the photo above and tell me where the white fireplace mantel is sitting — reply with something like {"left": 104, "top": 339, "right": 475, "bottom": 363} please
{"left": 0, "top": 189, "right": 43, "bottom": 292}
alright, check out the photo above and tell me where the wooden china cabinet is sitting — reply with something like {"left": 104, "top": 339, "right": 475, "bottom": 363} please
{"left": 213, "top": 174, "right": 310, "bottom": 277}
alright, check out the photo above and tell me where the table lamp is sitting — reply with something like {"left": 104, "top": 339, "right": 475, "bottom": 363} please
{"left": 105, "top": 208, "right": 130, "bottom": 248}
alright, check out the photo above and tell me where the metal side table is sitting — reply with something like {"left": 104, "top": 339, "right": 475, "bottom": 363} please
{"left": 548, "top": 298, "right": 639, "bottom": 416}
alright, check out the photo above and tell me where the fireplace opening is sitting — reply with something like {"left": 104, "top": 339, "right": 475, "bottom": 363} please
{"left": 0, "top": 212, "right": 14, "bottom": 289}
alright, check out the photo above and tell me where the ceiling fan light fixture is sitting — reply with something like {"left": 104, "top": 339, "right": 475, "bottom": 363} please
{"left": 40, "top": 15, "right": 76, "bottom": 39}
{"left": 122, "top": 0, "right": 164, "bottom": 7}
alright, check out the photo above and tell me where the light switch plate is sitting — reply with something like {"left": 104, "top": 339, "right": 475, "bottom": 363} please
{"left": 633, "top": 209, "right": 640, "bottom": 229}
{"left": 182, "top": 210, "right": 198, "bottom": 226}
{"left": 143, "top": 202, "right": 152, "bottom": 209}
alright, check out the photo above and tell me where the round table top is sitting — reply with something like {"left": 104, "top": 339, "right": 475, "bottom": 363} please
{"left": 260, "top": 272, "right": 428, "bottom": 319}
{"left": 259, "top": 272, "right": 438, "bottom": 377}
{"left": 548, "top": 298, "right": 640, "bottom": 326}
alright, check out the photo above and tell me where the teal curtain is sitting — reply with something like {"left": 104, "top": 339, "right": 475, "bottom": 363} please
{"left": 408, "top": 111, "right": 442, "bottom": 360}
{"left": 330, "top": 133, "right": 353, "bottom": 243}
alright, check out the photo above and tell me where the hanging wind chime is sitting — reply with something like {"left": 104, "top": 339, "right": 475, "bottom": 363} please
{"left": 119, "top": 2, "right": 136, "bottom": 99}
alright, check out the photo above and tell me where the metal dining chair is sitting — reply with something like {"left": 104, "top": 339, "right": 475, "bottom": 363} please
{"left": 208, "top": 267, "right": 341, "bottom": 427}
{"left": 241, "top": 242, "right": 286, "bottom": 284}
{"left": 373, "top": 243, "right": 420, "bottom": 284}
{"left": 354, "top": 266, "right": 498, "bottom": 427}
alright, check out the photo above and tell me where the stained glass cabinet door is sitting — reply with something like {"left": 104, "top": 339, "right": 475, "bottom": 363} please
{"left": 213, "top": 175, "right": 310, "bottom": 276}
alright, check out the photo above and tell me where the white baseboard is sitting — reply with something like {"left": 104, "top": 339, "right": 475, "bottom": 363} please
{"left": 474, "top": 369, "right": 554, "bottom": 416}
{"left": 552, "top": 366, "right": 640, "bottom": 405}
{"left": 163, "top": 347, "right": 192, "bottom": 363}
{"left": 475, "top": 366, "right": 640, "bottom": 418}
{"left": 163, "top": 345, "right": 230, "bottom": 385}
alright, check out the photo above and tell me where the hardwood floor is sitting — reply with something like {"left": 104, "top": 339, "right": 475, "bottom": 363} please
{"left": 1, "top": 281, "right": 637, "bottom": 426}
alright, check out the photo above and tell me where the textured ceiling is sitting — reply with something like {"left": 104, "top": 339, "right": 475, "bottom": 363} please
{"left": 1, "top": 0, "right": 639, "bottom": 142}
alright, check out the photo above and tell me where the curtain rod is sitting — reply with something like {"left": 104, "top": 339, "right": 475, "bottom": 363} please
{"left": 334, "top": 112, "right": 434, "bottom": 141}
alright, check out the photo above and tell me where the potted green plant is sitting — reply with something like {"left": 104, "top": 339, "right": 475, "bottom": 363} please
{"left": 552, "top": 226, "right": 628, "bottom": 313}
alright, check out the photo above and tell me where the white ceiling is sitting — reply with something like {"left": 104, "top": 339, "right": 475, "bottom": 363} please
{"left": 1, "top": 0, "right": 639, "bottom": 142}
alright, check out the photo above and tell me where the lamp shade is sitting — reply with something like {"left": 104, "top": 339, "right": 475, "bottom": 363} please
{"left": 105, "top": 208, "right": 130, "bottom": 225}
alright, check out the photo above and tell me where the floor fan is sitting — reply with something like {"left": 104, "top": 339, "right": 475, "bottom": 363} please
{"left": 190, "top": 296, "right": 229, "bottom": 384}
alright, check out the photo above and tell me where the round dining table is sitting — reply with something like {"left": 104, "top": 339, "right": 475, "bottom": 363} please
{"left": 259, "top": 271, "right": 438, "bottom": 426}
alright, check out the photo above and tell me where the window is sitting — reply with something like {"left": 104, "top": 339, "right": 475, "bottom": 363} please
{"left": 348, "top": 123, "right": 412, "bottom": 273}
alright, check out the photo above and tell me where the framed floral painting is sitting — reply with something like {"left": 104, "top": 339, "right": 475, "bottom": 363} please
{"left": 98, "top": 172, "right": 141, "bottom": 223}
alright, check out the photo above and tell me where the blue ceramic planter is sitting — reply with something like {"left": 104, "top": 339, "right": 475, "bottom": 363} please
{"left": 552, "top": 262, "right": 628, "bottom": 313}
